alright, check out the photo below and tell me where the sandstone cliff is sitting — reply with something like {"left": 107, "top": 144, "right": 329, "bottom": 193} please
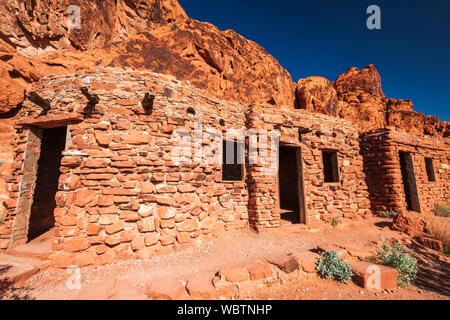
{"left": 295, "top": 65, "right": 449, "bottom": 137}
{"left": 0, "top": 0, "right": 299, "bottom": 205}
{"left": 295, "top": 76, "right": 338, "bottom": 116}
{"left": 0, "top": 0, "right": 447, "bottom": 138}
{"left": 0, "top": 0, "right": 448, "bottom": 134}
{"left": 0, "top": 0, "right": 295, "bottom": 112}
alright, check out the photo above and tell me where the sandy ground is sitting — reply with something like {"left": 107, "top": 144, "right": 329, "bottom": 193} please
{"left": 1, "top": 217, "right": 449, "bottom": 300}
{"left": 242, "top": 274, "right": 447, "bottom": 300}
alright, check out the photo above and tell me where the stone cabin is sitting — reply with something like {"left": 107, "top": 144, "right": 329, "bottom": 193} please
{"left": 360, "top": 129, "right": 450, "bottom": 215}
{"left": 0, "top": 68, "right": 447, "bottom": 268}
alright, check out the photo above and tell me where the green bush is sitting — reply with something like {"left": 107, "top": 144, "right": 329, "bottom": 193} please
{"left": 171, "top": 23, "right": 179, "bottom": 31}
{"left": 377, "top": 241, "right": 418, "bottom": 286}
{"left": 434, "top": 204, "right": 450, "bottom": 217}
{"left": 0, "top": 218, "right": 3, "bottom": 226}
{"left": 316, "top": 251, "right": 354, "bottom": 283}
{"left": 377, "top": 210, "right": 398, "bottom": 219}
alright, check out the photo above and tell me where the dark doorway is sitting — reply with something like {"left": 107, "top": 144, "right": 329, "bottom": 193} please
{"left": 278, "top": 146, "right": 306, "bottom": 225}
{"left": 28, "top": 126, "right": 67, "bottom": 241}
{"left": 399, "top": 152, "right": 421, "bottom": 212}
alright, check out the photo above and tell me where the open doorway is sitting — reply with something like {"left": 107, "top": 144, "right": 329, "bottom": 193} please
{"left": 278, "top": 146, "right": 306, "bottom": 225}
{"left": 27, "top": 126, "right": 67, "bottom": 242}
{"left": 399, "top": 152, "right": 421, "bottom": 212}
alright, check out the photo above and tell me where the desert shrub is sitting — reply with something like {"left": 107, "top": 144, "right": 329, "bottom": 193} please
{"left": 434, "top": 204, "right": 450, "bottom": 217}
{"left": 426, "top": 216, "right": 450, "bottom": 255}
{"left": 316, "top": 251, "right": 353, "bottom": 283}
{"left": 0, "top": 218, "right": 3, "bottom": 226}
{"left": 377, "top": 210, "right": 398, "bottom": 219}
{"left": 377, "top": 241, "right": 417, "bottom": 286}
{"left": 331, "top": 218, "right": 341, "bottom": 227}
{"left": 171, "top": 23, "right": 179, "bottom": 31}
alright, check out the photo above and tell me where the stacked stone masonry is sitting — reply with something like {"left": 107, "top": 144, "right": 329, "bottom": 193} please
{"left": 0, "top": 68, "right": 448, "bottom": 268}
{"left": 360, "top": 129, "right": 449, "bottom": 215}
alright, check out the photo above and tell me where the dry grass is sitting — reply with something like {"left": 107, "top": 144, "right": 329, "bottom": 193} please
{"left": 434, "top": 204, "right": 450, "bottom": 217}
{"left": 425, "top": 216, "right": 450, "bottom": 254}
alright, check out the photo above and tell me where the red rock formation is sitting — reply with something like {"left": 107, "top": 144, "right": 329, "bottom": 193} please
{"left": 295, "top": 76, "right": 338, "bottom": 116}
{"left": 296, "top": 64, "right": 449, "bottom": 138}
{"left": 0, "top": 0, "right": 298, "bottom": 205}
{"left": 392, "top": 211, "right": 426, "bottom": 237}
{"left": 333, "top": 64, "right": 385, "bottom": 98}
{"left": 0, "top": 0, "right": 295, "bottom": 111}
{"left": 0, "top": 0, "right": 447, "bottom": 235}
{"left": 295, "top": 65, "right": 386, "bottom": 132}
{"left": 0, "top": 0, "right": 187, "bottom": 56}
{"left": 0, "top": 39, "right": 40, "bottom": 114}
{"left": 104, "top": 22, "right": 295, "bottom": 107}
{"left": 332, "top": 65, "right": 388, "bottom": 133}
{"left": 0, "top": 0, "right": 447, "bottom": 136}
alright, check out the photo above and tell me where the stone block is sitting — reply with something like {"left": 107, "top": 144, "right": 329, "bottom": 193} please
{"left": 246, "top": 261, "right": 272, "bottom": 280}
{"left": 267, "top": 255, "right": 300, "bottom": 273}
{"left": 186, "top": 273, "right": 216, "bottom": 299}
{"left": 350, "top": 261, "right": 398, "bottom": 290}
{"left": 219, "top": 266, "right": 249, "bottom": 282}
{"left": 145, "top": 278, "right": 186, "bottom": 300}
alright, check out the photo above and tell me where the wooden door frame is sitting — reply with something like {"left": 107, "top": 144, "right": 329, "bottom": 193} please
{"left": 11, "top": 125, "right": 70, "bottom": 247}
{"left": 399, "top": 151, "right": 421, "bottom": 213}
{"left": 277, "top": 144, "right": 308, "bottom": 225}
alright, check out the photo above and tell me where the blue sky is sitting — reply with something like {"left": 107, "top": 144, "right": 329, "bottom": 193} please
{"left": 179, "top": 0, "right": 450, "bottom": 121}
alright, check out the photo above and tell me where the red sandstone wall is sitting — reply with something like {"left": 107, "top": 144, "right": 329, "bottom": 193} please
{"left": 389, "top": 131, "right": 450, "bottom": 214}
{"left": 446, "top": 156, "right": 450, "bottom": 204}
{"left": 2, "top": 69, "right": 250, "bottom": 266}
{"left": 360, "top": 131, "right": 398, "bottom": 213}
{"left": 248, "top": 107, "right": 371, "bottom": 227}
{"left": 0, "top": 116, "right": 17, "bottom": 214}
{"left": 4, "top": 66, "right": 447, "bottom": 270}
{"left": 1, "top": 68, "right": 374, "bottom": 267}
{"left": 361, "top": 129, "right": 449, "bottom": 215}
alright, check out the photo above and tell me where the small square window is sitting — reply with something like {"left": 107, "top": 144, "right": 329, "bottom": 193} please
{"left": 322, "top": 150, "right": 339, "bottom": 183}
{"left": 425, "top": 158, "right": 436, "bottom": 182}
{"left": 222, "top": 140, "right": 244, "bottom": 181}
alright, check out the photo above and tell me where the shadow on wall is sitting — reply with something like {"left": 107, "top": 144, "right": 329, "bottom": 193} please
{"left": 0, "top": 104, "right": 22, "bottom": 120}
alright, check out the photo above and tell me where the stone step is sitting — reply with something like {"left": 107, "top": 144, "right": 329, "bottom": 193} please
{"left": 5, "top": 248, "right": 50, "bottom": 261}
{"left": 0, "top": 254, "right": 43, "bottom": 285}
{"left": 270, "top": 223, "right": 309, "bottom": 234}
{"left": 350, "top": 261, "right": 398, "bottom": 290}
{"left": 5, "top": 230, "right": 53, "bottom": 262}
